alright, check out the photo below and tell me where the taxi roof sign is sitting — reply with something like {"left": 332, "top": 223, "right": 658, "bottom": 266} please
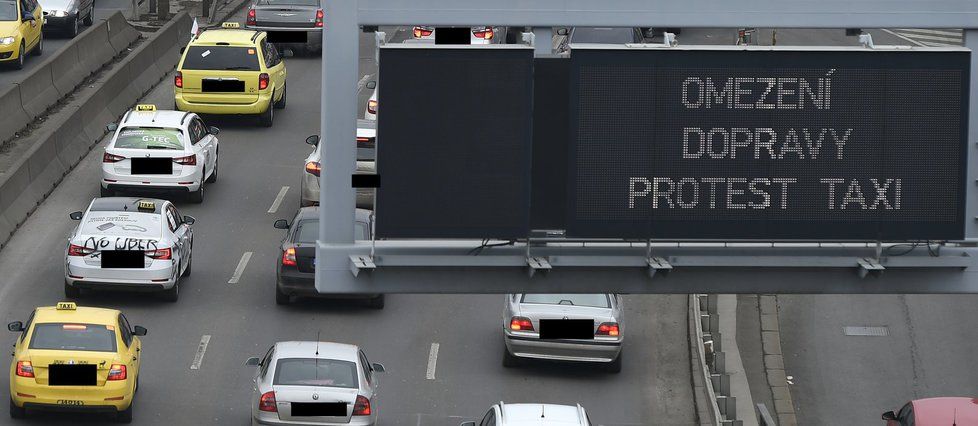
{"left": 135, "top": 104, "right": 157, "bottom": 111}
{"left": 222, "top": 22, "right": 240, "bottom": 29}
{"left": 137, "top": 200, "right": 156, "bottom": 211}
{"left": 56, "top": 302, "right": 77, "bottom": 310}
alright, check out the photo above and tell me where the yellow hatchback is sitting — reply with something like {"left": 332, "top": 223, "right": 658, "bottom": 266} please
{"left": 0, "top": 0, "right": 43, "bottom": 70}
{"left": 7, "top": 302, "right": 146, "bottom": 423}
{"left": 174, "top": 22, "right": 289, "bottom": 127}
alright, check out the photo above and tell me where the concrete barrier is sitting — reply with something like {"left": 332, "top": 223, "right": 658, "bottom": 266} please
{"left": 16, "top": 62, "right": 58, "bottom": 119}
{"left": 72, "top": 19, "right": 114, "bottom": 79}
{"left": 46, "top": 42, "right": 83, "bottom": 97}
{"left": 0, "top": 85, "right": 29, "bottom": 144}
{"left": 105, "top": 12, "right": 140, "bottom": 52}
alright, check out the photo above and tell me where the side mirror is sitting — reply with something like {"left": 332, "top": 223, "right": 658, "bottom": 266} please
{"left": 245, "top": 357, "right": 261, "bottom": 366}
{"left": 7, "top": 321, "right": 24, "bottom": 332}
{"left": 106, "top": 123, "right": 118, "bottom": 132}
{"left": 882, "top": 411, "right": 897, "bottom": 421}
{"left": 371, "top": 363, "right": 385, "bottom": 372}
{"left": 274, "top": 219, "right": 290, "bottom": 229}
{"left": 460, "top": 422, "right": 477, "bottom": 426}
{"left": 556, "top": 28, "right": 569, "bottom": 36}
{"left": 305, "top": 135, "right": 319, "bottom": 146}
{"left": 281, "top": 48, "right": 294, "bottom": 58}
{"left": 132, "top": 326, "right": 148, "bottom": 336}
{"left": 208, "top": 126, "right": 220, "bottom": 135}
{"left": 365, "top": 81, "right": 376, "bottom": 90}
{"left": 69, "top": 211, "right": 83, "bottom": 220}
{"left": 183, "top": 215, "right": 196, "bottom": 225}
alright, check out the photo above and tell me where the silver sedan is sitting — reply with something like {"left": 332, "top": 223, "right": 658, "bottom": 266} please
{"left": 502, "top": 293, "right": 624, "bottom": 372}
{"left": 299, "top": 122, "right": 375, "bottom": 208}
{"left": 247, "top": 341, "right": 385, "bottom": 425}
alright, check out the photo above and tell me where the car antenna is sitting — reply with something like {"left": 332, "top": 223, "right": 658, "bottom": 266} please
{"left": 953, "top": 408, "right": 957, "bottom": 426}
{"left": 316, "top": 331, "right": 320, "bottom": 355}
{"left": 540, "top": 404, "right": 545, "bottom": 418}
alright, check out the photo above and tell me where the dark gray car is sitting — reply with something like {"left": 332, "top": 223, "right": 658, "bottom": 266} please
{"left": 40, "top": 0, "right": 94, "bottom": 37}
{"left": 245, "top": 0, "right": 322, "bottom": 54}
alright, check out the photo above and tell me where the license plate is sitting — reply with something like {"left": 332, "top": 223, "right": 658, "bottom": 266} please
{"left": 57, "top": 400, "right": 84, "bottom": 406}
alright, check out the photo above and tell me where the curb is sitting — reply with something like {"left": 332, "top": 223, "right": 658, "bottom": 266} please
{"left": 759, "top": 295, "right": 797, "bottom": 426}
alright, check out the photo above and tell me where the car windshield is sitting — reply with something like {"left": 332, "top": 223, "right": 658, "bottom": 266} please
{"left": 114, "top": 128, "right": 185, "bottom": 150}
{"left": 30, "top": 323, "right": 117, "bottom": 352}
{"left": 571, "top": 27, "right": 639, "bottom": 43}
{"left": 257, "top": 0, "right": 318, "bottom": 5}
{"left": 521, "top": 294, "right": 611, "bottom": 308}
{"left": 294, "top": 220, "right": 367, "bottom": 243}
{"left": 182, "top": 46, "right": 260, "bottom": 71}
{"left": 0, "top": 0, "right": 17, "bottom": 20}
{"left": 273, "top": 358, "right": 358, "bottom": 388}
{"left": 80, "top": 211, "right": 162, "bottom": 238}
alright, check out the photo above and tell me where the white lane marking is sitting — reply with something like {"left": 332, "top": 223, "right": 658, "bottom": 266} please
{"left": 425, "top": 343, "right": 439, "bottom": 380}
{"left": 881, "top": 28, "right": 928, "bottom": 47}
{"left": 190, "top": 335, "right": 211, "bottom": 370}
{"left": 892, "top": 32, "right": 962, "bottom": 43}
{"left": 267, "top": 186, "right": 289, "bottom": 214}
{"left": 227, "top": 252, "right": 253, "bottom": 284}
{"left": 894, "top": 28, "right": 963, "bottom": 38}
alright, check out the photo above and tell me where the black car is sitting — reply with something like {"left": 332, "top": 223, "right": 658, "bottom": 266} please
{"left": 273, "top": 206, "right": 383, "bottom": 308}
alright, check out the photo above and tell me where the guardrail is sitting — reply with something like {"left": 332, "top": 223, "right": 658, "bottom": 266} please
{"left": 691, "top": 294, "right": 746, "bottom": 426}
{"left": 0, "top": 12, "right": 193, "bottom": 248}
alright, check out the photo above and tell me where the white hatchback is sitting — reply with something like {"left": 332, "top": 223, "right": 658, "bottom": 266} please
{"left": 101, "top": 105, "right": 219, "bottom": 204}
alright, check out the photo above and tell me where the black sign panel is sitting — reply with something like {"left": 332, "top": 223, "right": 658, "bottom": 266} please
{"left": 376, "top": 47, "right": 534, "bottom": 238}
{"left": 568, "top": 49, "right": 969, "bottom": 240}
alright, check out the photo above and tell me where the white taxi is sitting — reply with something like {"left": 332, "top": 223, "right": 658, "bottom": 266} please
{"left": 102, "top": 105, "right": 220, "bottom": 204}
{"left": 64, "top": 198, "right": 195, "bottom": 302}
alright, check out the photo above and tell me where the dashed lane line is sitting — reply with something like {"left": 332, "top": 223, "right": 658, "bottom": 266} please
{"left": 190, "top": 335, "right": 211, "bottom": 370}
{"left": 425, "top": 343, "right": 439, "bottom": 380}
{"left": 267, "top": 186, "right": 289, "bottom": 214}
{"left": 227, "top": 252, "right": 253, "bottom": 284}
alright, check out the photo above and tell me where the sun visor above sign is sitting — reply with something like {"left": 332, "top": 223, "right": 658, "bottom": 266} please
{"left": 567, "top": 47, "right": 970, "bottom": 241}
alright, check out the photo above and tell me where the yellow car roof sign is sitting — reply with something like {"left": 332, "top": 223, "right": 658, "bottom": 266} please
{"left": 222, "top": 22, "right": 240, "bottom": 29}
{"left": 56, "top": 302, "right": 77, "bottom": 311}
{"left": 135, "top": 104, "right": 156, "bottom": 111}
{"left": 137, "top": 200, "right": 156, "bottom": 211}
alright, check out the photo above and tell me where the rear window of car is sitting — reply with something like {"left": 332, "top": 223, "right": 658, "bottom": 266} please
{"left": 0, "top": 1, "right": 17, "bottom": 20}
{"left": 115, "top": 128, "right": 185, "bottom": 150}
{"left": 257, "top": 0, "right": 318, "bottom": 5}
{"left": 294, "top": 220, "right": 367, "bottom": 243}
{"left": 30, "top": 323, "right": 117, "bottom": 352}
{"left": 273, "top": 358, "right": 358, "bottom": 388}
{"left": 521, "top": 294, "right": 611, "bottom": 308}
{"left": 80, "top": 212, "right": 162, "bottom": 238}
{"left": 182, "top": 46, "right": 260, "bottom": 71}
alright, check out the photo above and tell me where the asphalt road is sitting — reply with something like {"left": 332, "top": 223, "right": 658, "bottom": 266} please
{"left": 0, "top": 0, "right": 133, "bottom": 84}
{"left": 0, "top": 14, "right": 697, "bottom": 426}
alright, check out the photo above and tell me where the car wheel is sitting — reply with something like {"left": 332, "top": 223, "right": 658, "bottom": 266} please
{"left": 365, "top": 294, "right": 384, "bottom": 309}
{"left": 100, "top": 186, "right": 114, "bottom": 197}
{"left": 33, "top": 33, "right": 42, "bottom": 56}
{"left": 259, "top": 100, "right": 274, "bottom": 127}
{"left": 68, "top": 17, "right": 79, "bottom": 38}
{"left": 14, "top": 43, "right": 24, "bottom": 70}
{"left": 84, "top": 5, "right": 94, "bottom": 25}
{"left": 205, "top": 155, "right": 217, "bottom": 183}
{"left": 9, "top": 397, "right": 26, "bottom": 419}
{"left": 275, "top": 284, "right": 290, "bottom": 305}
{"left": 115, "top": 400, "right": 133, "bottom": 423}
{"left": 188, "top": 178, "right": 204, "bottom": 203}
{"left": 274, "top": 85, "right": 286, "bottom": 109}
{"left": 605, "top": 352, "right": 622, "bottom": 373}
{"left": 502, "top": 344, "right": 519, "bottom": 368}
{"left": 64, "top": 281, "right": 81, "bottom": 298}
{"left": 160, "top": 280, "right": 179, "bottom": 302}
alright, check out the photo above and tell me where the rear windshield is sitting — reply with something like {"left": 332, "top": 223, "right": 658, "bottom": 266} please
{"left": 257, "top": 0, "right": 318, "bottom": 5}
{"left": 294, "top": 220, "right": 367, "bottom": 243}
{"left": 273, "top": 358, "right": 358, "bottom": 388}
{"left": 115, "top": 128, "right": 185, "bottom": 150}
{"left": 182, "top": 46, "right": 260, "bottom": 71}
{"left": 30, "top": 323, "right": 117, "bottom": 352}
{"left": 521, "top": 294, "right": 611, "bottom": 308}
{"left": 0, "top": 1, "right": 17, "bottom": 21}
{"left": 80, "top": 212, "right": 162, "bottom": 238}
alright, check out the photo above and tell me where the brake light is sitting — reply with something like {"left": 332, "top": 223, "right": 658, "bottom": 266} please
{"left": 68, "top": 244, "right": 95, "bottom": 256}
{"left": 146, "top": 247, "right": 172, "bottom": 260}
{"left": 259, "top": 391, "right": 277, "bottom": 412}
{"left": 596, "top": 322, "right": 620, "bottom": 336}
{"left": 62, "top": 324, "right": 87, "bottom": 330}
{"left": 473, "top": 26, "right": 494, "bottom": 39}
{"left": 103, "top": 152, "right": 125, "bottom": 163}
{"left": 353, "top": 395, "right": 371, "bottom": 415}
{"left": 173, "top": 154, "right": 197, "bottom": 165}
{"left": 304, "top": 161, "right": 321, "bottom": 177}
{"left": 174, "top": 71, "right": 183, "bottom": 88}
{"left": 366, "top": 99, "right": 378, "bottom": 114}
{"left": 15, "top": 361, "right": 34, "bottom": 378}
{"left": 107, "top": 364, "right": 127, "bottom": 381}
{"left": 413, "top": 26, "right": 433, "bottom": 38}
{"left": 259, "top": 73, "right": 269, "bottom": 90}
{"left": 315, "top": 9, "right": 323, "bottom": 27}
{"left": 246, "top": 8, "right": 256, "bottom": 25}
{"left": 282, "top": 247, "right": 297, "bottom": 267}
{"left": 509, "top": 316, "right": 533, "bottom": 331}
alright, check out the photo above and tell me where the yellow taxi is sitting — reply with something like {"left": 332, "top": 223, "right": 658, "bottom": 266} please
{"left": 174, "top": 22, "right": 289, "bottom": 127}
{"left": 0, "top": 0, "right": 43, "bottom": 70}
{"left": 7, "top": 302, "right": 146, "bottom": 423}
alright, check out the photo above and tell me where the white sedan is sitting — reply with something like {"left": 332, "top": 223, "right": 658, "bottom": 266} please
{"left": 102, "top": 105, "right": 219, "bottom": 204}
{"left": 64, "top": 197, "right": 195, "bottom": 302}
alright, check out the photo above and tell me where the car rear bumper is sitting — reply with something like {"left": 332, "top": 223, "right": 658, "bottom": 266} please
{"left": 504, "top": 335, "right": 622, "bottom": 363}
{"left": 104, "top": 181, "right": 198, "bottom": 194}
{"left": 66, "top": 266, "right": 177, "bottom": 290}
{"left": 11, "top": 377, "right": 132, "bottom": 411}
{"left": 278, "top": 270, "right": 379, "bottom": 299}
{"left": 252, "top": 412, "right": 374, "bottom": 426}
{"left": 42, "top": 15, "right": 76, "bottom": 29}
{"left": 300, "top": 174, "right": 373, "bottom": 208}
{"left": 176, "top": 92, "right": 272, "bottom": 115}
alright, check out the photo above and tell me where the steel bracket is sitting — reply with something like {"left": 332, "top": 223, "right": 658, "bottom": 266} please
{"left": 527, "top": 256, "right": 552, "bottom": 277}
{"left": 857, "top": 257, "right": 885, "bottom": 278}
{"left": 350, "top": 255, "right": 376, "bottom": 277}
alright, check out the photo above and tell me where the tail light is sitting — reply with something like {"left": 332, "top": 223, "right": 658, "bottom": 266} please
{"left": 103, "top": 152, "right": 125, "bottom": 163}
{"left": 67, "top": 244, "right": 95, "bottom": 256}
{"left": 259, "top": 391, "right": 277, "bottom": 412}
{"left": 173, "top": 154, "right": 197, "bottom": 165}
{"left": 353, "top": 395, "right": 371, "bottom": 415}
{"left": 281, "top": 247, "right": 297, "bottom": 267}
{"left": 472, "top": 26, "right": 494, "bottom": 39}
{"left": 174, "top": 71, "right": 183, "bottom": 88}
{"left": 509, "top": 316, "right": 533, "bottom": 331}
{"left": 246, "top": 8, "right": 256, "bottom": 25}
{"left": 596, "top": 322, "right": 620, "bottom": 336}
{"left": 356, "top": 137, "right": 372, "bottom": 146}
{"left": 15, "top": 361, "right": 34, "bottom": 378}
{"left": 259, "top": 73, "right": 269, "bottom": 90}
{"left": 315, "top": 9, "right": 323, "bottom": 27}
{"left": 413, "top": 26, "right": 433, "bottom": 38}
{"left": 366, "top": 99, "right": 378, "bottom": 114}
{"left": 304, "top": 161, "right": 321, "bottom": 177}
{"left": 107, "top": 364, "right": 127, "bottom": 381}
{"left": 146, "top": 248, "right": 172, "bottom": 260}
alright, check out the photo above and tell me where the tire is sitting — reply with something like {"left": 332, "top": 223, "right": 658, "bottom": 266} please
{"left": 275, "top": 285, "right": 290, "bottom": 305}
{"left": 67, "top": 17, "right": 79, "bottom": 38}
{"left": 259, "top": 100, "right": 274, "bottom": 127}
{"left": 115, "top": 400, "right": 133, "bottom": 423}
{"left": 605, "top": 352, "right": 623, "bottom": 373}
{"left": 274, "top": 85, "right": 286, "bottom": 109}
{"left": 13, "top": 43, "right": 24, "bottom": 70}
{"left": 100, "top": 186, "right": 114, "bottom": 197}
{"left": 84, "top": 5, "right": 94, "bottom": 26}
{"left": 64, "top": 281, "right": 81, "bottom": 298}
{"left": 365, "top": 294, "right": 384, "bottom": 309}
{"left": 32, "top": 33, "right": 42, "bottom": 56}
{"left": 160, "top": 280, "right": 179, "bottom": 302}
{"left": 502, "top": 344, "right": 519, "bottom": 368}
{"left": 205, "top": 155, "right": 217, "bottom": 183}
{"left": 9, "top": 397, "right": 26, "bottom": 419}
{"left": 188, "top": 177, "right": 204, "bottom": 204}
